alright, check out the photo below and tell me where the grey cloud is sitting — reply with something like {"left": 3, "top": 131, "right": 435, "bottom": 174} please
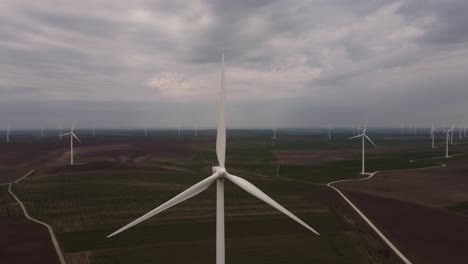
{"left": 0, "top": 0, "right": 468, "bottom": 128}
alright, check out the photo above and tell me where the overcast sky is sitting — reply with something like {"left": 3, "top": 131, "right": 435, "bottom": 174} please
{"left": 1, "top": 0, "right": 467, "bottom": 129}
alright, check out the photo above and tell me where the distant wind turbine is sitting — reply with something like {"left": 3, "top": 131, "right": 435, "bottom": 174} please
{"left": 59, "top": 125, "right": 63, "bottom": 140}
{"left": 328, "top": 124, "right": 332, "bottom": 141}
{"left": 59, "top": 121, "right": 81, "bottom": 165}
{"left": 41, "top": 127, "right": 44, "bottom": 137}
{"left": 431, "top": 125, "right": 438, "bottom": 149}
{"left": 93, "top": 127, "right": 95, "bottom": 137}
{"left": 6, "top": 126, "right": 10, "bottom": 143}
{"left": 349, "top": 121, "right": 376, "bottom": 175}
{"left": 450, "top": 129, "right": 454, "bottom": 145}
{"left": 444, "top": 126, "right": 455, "bottom": 158}
{"left": 272, "top": 128, "right": 276, "bottom": 140}
{"left": 195, "top": 126, "right": 198, "bottom": 137}
{"left": 145, "top": 128, "right": 147, "bottom": 137}
{"left": 107, "top": 54, "right": 319, "bottom": 264}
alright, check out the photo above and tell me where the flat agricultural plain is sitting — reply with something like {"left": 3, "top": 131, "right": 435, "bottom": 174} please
{"left": 1, "top": 129, "right": 467, "bottom": 264}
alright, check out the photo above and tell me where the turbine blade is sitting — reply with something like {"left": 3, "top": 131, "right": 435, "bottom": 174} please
{"left": 225, "top": 174, "right": 319, "bottom": 235}
{"left": 216, "top": 53, "right": 226, "bottom": 168}
{"left": 365, "top": 135, "right": 377, "bottom": 147}
{"left": 348, "top": 134, "right": 363, "bottom": 140}
{"left": 72, "top": 133, "right": 82, "bottom": 143}
{"left": 71, "top": 121, "right": 76, "bottom": 132}
{"left": 363, "top": 120, "right": 369, "bottom": 134}
{"left": 108, "top": 173, "right": 219, "bottom": 238}
{"left": 59, "top": 132, "right": 71, "bottom": 137}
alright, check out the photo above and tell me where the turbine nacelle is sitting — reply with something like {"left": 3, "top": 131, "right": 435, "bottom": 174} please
{"left": 212, "top": 166, "right": 227, "bottom": 177}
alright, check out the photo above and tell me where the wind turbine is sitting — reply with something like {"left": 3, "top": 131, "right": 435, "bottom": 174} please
{"left": 6, "top": 126, "right": 10, "bottom": 143}
{"left": 195, "top": 126, "right": 198, "bottom": 137}
{"left": 431, "top": 125, "right": 438, "bottom": 149}
{"left": 41, "top": 127, "right": 44, "bottom": 137}
{"left": 349, "top": 121, "right": 376, "bottom": 175}
{"left": 352, "top": 125, "right": 355, "bottom": 135}
{"left": 59, "top": 125, "right": 63, "bottom": 140}
{"left": 444, "top": 126, "right": 455, "bottom": 158}
{"left": 328, "top": 124, "right": 332, "bottom": 141}
{"left": 107, "top": 54, "right": 319, "bottom": 264}
{"left": 272, "top": 128, "right": 276, "bottom": 140}
{"left": 59, "top": 121, "right": 81, "bottom": 165}
{"left": 450, "top": 129, "right": 454, "bottom": 145}
{"left": 93, "top": 127, "right": 95, "bottom": 137}
{"left": 145, "top": 128, "right": 147, "bottom": 137}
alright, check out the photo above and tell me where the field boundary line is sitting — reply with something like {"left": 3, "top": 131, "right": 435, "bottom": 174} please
{"left": 326, "top": 157, "right": 455, "bottom": 264}
{"left": 8, "top": 169, "right": 66, "bottom": 264}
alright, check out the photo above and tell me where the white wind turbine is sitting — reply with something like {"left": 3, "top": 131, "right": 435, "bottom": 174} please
{"left": 59, "top": 121, "right": 81, "bottom": 165}
{"left": 349, "top": 121, "right": 376, "bottom": 175}
{"left": 107, "top": 54, "right": 319, "bottom": 263}
{"left": 430, "top": 124, "right": 439, "bottom": 149}
{"left": 443, "top": 126, "right": 455, "bottom": 158}
{"left": 59, "top": 125, "right": 63, "bottom": 140}
{"left": 450, "top": 128, "right": 454, "bottom": 145}
{"left": 6, "top": 125, "right": 10, "bottom": 143}
{"left": 328, "top": 124, "right": 332, "bottom": 141}
{"left": 272, "top": 128, "right": 276, "bottom": 140}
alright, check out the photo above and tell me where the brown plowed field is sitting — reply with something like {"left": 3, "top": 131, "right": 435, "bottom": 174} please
{"left": 341, "top": 191, "right": 468, "bottom": 264}
{"left": 334, "top": 153, "right": 468, "bottom": 264}
{"left": 0, "top": 217, "right": 60, "bottom": 264}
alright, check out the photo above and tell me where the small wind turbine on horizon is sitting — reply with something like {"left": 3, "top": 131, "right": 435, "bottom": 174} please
{"left": 328, "top": 124, "right": 332, "bottom": 141}
{"left": 144, "top": 128, "right": 147, "bottom": 137}
{"left": 349, "top": 121, "right": 376, "bottom": 175}
{"left": 59, "top": 121, "right": 82, "bottom": 165}
{"left": 59, "top": 125, "right": 63, "bottom": 140}
{"left": 6, "top": 125, "right": 10, "bottom": 143}
{"left": 272, "top": 128, "right": 276, "bottom": 140}
{"left": 444, "top": 126, "right": 455, "bottom": 158}
{"left": 107, "top": 54, "right": 320, "bottom": 264}
{"left": 431, "top": 124, "right": 438, "bottom": 149}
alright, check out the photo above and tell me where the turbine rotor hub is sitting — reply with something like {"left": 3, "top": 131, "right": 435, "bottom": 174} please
{"left": 212, "top": 166, "right": 228, "bottom": 177}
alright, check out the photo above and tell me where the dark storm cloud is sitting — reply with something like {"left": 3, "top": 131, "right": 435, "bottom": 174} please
{"left": 0, "top": 0, "right": 468, "bottom": 128}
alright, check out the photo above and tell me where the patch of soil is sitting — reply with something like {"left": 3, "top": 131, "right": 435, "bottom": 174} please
{"left": 335, "top": 158, "right": 468, "bottom": 208}
{"left": 273, "top": 149, "right": 358, "bottom": 165}
{"left": 342, "top": 191, "right": 468, "bottom": 264}
{"left": 0, "top": 216, "right": 60, "bottom": 264}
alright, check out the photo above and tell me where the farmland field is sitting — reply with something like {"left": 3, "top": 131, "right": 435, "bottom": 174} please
{"left": 1, "top": 129, "right": 466, "bottom": 264}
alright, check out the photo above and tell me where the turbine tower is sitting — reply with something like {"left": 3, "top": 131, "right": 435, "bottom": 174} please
{"left": 349, "top": 121, "right": 376, "bottom": 175}
{"left": 59, "top": 121, "right": 81, "bottom": 165}
{"left": 6, "top": 126, "right": 10, "bottom": 143}
{"left": 59, "top": 125, "right": 63, "bottom": 140}
{"left": 444, "top": 126, "right": 455, "bottom": 158}
{"left": 431, "top": 125, "right": 438, "bottom": 149}
{"left": 107, "top": 54, "right": 319, "bottom": 264}
{"left": 272, "top": 128, "right": 276, "bottom": 140}
{"left": 328, "top": 124, "right": 332, "bottom": 141}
